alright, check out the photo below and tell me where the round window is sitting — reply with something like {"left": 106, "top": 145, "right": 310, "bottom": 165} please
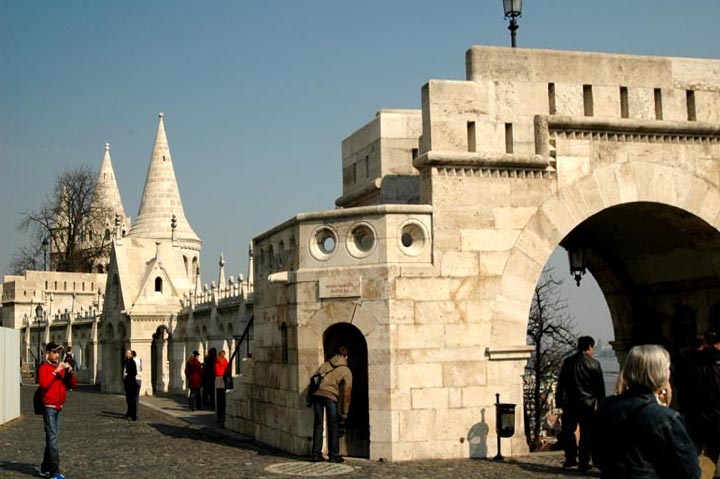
{"left": 309, "top": 226, "right": 338, "bottom": 260}
{"left": 398, "top": 221, "right": 427, "bottom": 256}
{"left": 347, "top": 223, "right": 376, "bottom": 258}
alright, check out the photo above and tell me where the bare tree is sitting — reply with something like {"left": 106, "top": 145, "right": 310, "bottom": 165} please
{"left": 524, "top": 266, "right": 577, "bottom": 451}
{"left": 12, "top": 165, "right": 114, "bottom": 274}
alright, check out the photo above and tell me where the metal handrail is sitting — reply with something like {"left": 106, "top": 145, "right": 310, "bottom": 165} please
{"left": 225, "top": 315, "right": 254, "bottom": 381}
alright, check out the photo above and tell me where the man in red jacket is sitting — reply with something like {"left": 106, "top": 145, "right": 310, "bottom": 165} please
{"left": 37, "top": 342, "right": 77, "bottom": 479}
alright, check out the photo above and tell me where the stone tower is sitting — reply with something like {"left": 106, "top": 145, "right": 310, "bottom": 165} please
{"left": 88, "top": 143, "right": 131, "bottom": 272}
{"left": 101, "top": 113, "right": 201, "bottom": 396}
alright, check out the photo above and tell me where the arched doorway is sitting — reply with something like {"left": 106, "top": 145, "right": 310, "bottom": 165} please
{"left": 151, "top": 326, "right": 171, "bottom": 394}
{"left": 322, "top": 322, "right": 369, "bottom": 458}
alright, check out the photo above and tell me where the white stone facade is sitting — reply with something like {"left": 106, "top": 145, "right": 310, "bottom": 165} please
{"left": 225, "top": 46, "right": 720, "bottom": 462}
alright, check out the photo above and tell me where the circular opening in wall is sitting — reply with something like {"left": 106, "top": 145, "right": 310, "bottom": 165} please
{"left": 310, "top": 226, "right": 338, "bottom": 260}
{"left": 398, "top": 221, "right": 427, "bottom": 256}
{"left": 347, "top": 223, "right": 376, "bottom": 258}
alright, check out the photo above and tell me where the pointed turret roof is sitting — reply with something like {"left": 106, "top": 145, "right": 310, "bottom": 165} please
{"left": 94, "top": 143, "right": 127, "bottom": 217}
{"left": 127, "top": 113, "right": 201, "bottom": 248}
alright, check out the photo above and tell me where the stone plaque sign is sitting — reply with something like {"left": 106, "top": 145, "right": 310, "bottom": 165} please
{"left": 318, "top": 276, "right": 362, "bottom": 299}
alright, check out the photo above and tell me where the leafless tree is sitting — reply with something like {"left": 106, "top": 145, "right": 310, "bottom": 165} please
{"left": 12, "top": 165, "right": 114, "bottom": 274}
{"left": 524, "top": 266, "right": 577, "bottom": 451}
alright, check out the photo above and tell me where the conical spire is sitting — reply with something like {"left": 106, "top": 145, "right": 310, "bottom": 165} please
{"left": 94, "top": 143, "right": 127, "bottom": 217}
{"left": 127, "top": 113, "right": 201, "bottom": 248}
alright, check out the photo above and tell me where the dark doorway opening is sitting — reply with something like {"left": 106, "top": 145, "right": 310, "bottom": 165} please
{"left": 323, "top": 322, "right": 369, "bottom": 458}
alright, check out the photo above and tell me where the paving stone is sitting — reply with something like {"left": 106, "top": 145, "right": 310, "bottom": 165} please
{"left": 0, "top": 386, "right": 598, "bottom": 479}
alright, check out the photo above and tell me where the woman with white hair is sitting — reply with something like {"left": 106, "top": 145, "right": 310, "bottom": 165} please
{"left": 592, "top": 345, "right": 700, "bottom": 478}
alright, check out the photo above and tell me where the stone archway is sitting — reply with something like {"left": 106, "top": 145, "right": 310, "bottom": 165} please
{"left": 499, "top": 163, "right": 720, "bottom": 361}
{"left": 322, "top": 322, "right": 370, "bottom": 459}
{"left": 151, "top": 325, "right": 171, "bottom": 394}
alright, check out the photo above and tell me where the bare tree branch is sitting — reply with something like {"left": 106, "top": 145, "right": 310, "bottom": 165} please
{"left": 524, "top": 266, "right": 578, "bottom": 451}
{"left": 9, "top": 165, "right": 114, "bottom": 274}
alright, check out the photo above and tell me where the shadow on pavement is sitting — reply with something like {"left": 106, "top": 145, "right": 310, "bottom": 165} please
{"left": 147, "top": 422, "right": 298, "bottom": 460}
{"left": 512, "top": 460, "right": 600, "bottom": 477}
{"left": 0, "top": 461, "right": 39, "bottom": 477}
{"left": 99, "top": 411, "right": 127, "bottom": 419}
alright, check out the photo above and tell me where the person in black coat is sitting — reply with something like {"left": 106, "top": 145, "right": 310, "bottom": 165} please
{"left": 592, "top": 344, "right": 700, "bottom": 479}
{"left": 202, "top": 348, "right": 217, "bottom": 410}
{"left": 684, "top": 331, "right": 720, "bottom": 479}
{"left": 122, "top": 349, "right": 138, "bottom": 421}
{"left": 556, "top": 335, "right": 605, "bottom": 471}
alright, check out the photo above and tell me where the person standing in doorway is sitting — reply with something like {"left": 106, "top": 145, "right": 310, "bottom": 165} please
{"left": 202, "top": 348, "right": 217, "bottom": 410}
{"left": 123, "top": 349, "right": 138, "bottom": 421}
{"left": 310, "top": 346, "right": 353, "bottom": 463}
{"left": 38, "top": 342, "right": 77, "bottom": 479}
{"left": 556, "top": 336, "right": 605, "bottom": 471}
{"left": 215, "top": 350, "right": 229, "bottom": 425}
{"left": 185, "top": 351, "right": 203, "bottom": 411}
{"left": 132, "top": 350, "right": 142, "bottom": 419}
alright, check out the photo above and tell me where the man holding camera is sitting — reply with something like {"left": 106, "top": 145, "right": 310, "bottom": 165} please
{"left": 38, "top": 342, "right": 77, "bottom": 479}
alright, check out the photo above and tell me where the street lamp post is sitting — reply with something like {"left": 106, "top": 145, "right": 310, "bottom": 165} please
{"left": 567, "top": 245, "right": 587, "bottom": 287}
{"left": 42, "top": 237, "right": 49, "bottom": 271}
{"left": 502, "top": 0, "right": 523, "bottom": 48}
{"left": 34, "top": 304, "right": 46, "bottom": 379}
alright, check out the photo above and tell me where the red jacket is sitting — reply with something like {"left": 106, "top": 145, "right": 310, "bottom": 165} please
{"left": 38, "top": 361, "right": 78, "bottom": 410}
{"left": 215, "top": 357, "right": 229, "bottom": 377}
{"left": 185, "top": 358, "right": 203, "bottom": 389}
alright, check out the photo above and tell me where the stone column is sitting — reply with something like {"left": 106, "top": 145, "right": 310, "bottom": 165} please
{"left": 168, "top": 338, "right": 186, "bottom": 393}
{"left": 131, "top": 340, "right": 153, "bottom": 396}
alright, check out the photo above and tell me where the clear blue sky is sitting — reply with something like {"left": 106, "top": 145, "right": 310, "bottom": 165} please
{"left": 2, "top": 1, "right": 719, "bottom": 341}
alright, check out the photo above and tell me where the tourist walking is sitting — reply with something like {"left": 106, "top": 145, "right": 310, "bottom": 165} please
{"left": 556, "top": 335, "right": 605, "bottom": 471}
{"left": 123, "top": 349, "right": 138, "bottom": 421}
{"left": 202, "top": 348, "right": 217, "bottom": 410}
{"left": 685, "top": 331, "right": 720, "bottom": 479}
{"left": 309, "top": 346, "right": 353, "bottom": 463}
{"left": 63, "top": 346, "right": 75, "bottom": 370}
{"left": 215, "top": 350, "right": 229, "bottom": 425}
{"left": 37, "top": 342, "right": 77, "bottom": 479}
{"left": 592, "top": 344, "right": 700, "bottom": 479}
{"left": 185, "top": 351, "right": 203, "bottom": 411}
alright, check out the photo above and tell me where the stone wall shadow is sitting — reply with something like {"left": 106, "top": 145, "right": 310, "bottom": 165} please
{"left": 147, "top": 422, "right": 293, "bottom": 459}
{"left": 467, "top": 408, "right": 489, "bottom": 458}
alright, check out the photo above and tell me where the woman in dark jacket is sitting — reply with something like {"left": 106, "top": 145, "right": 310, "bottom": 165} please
{"left": 184, "top": 351, "right": 203, "bottom": 411}
{"left": 592, "top": 345, "right": 700, "bottom": 479}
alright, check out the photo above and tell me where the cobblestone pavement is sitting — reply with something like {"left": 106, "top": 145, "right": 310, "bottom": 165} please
{"left": 0, "top": 385, "right": 599, "bottom": 479}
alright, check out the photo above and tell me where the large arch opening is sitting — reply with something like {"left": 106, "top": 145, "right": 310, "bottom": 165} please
{"left": 526, "top": 201, "right": 720, "bottom": 451}
{"left": 322, "top": 322, "right": 370, "bottom": 459}
{"left": 559, "top": 201, "right": 720, "bottom": 358}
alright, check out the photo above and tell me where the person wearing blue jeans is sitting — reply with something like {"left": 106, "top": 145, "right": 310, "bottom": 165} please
{"left": 42, "top": 407, "right": 62, "bottom": 477}
{"left": 309, "top": 347, "right": 353, "bottom": 463}
{"left": 38, "top": 341, "right": 77, "bottom": 479}
{"left": 312, "top": 397, "right": 340, "bottom": 461}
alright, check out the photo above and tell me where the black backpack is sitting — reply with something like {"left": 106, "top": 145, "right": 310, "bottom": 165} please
{"left": 305, "top": 366, "right": 336, "bottom": 407}
{"left": 33, "top": 387, "right": 45, "bottom": 415}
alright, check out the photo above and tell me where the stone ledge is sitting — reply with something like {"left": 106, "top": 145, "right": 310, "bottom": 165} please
{"left": 413, "top": 151, "right": 549, "bottom": 171}
{"left": 535, "top": 115, "right": 720, "bottom": 157}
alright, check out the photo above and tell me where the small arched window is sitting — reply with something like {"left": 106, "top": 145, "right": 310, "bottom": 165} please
{"left": 155, "top": 277, "right": 163, "bottom": 293}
